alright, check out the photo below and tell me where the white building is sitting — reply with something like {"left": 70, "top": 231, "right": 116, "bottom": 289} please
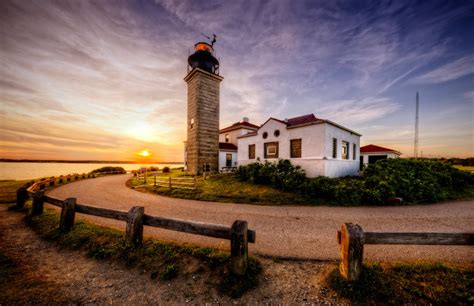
{"left": 237, "top": 114, "right": 361, "bottom": 178}
{"left": 217, "top": 118, "right": 259, "bottom": 171}
{"left": 360, "top": 144, "right": 401, "bottom": 169}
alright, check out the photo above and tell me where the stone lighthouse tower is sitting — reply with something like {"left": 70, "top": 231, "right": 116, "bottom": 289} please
{"left": 184, "top": 41, "right": 223, "bottom": 175}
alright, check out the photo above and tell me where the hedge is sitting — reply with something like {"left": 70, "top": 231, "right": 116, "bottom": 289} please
{"left": 236, "top": 159, "right": 474, "bottom": 205}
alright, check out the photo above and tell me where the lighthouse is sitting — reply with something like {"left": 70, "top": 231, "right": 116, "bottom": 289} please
{"left": 184, "top": 41, "right": 223, "bottom": 175}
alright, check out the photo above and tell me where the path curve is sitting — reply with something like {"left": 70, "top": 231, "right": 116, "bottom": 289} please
{"left": 48, "top": 175, "right": 474, "bottom": 262}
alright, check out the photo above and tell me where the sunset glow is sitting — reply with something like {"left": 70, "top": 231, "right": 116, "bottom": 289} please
{"left": 138, "top": 150, "right": 151, "bottom": 158}
{"left": 0, "top": 1, "right": 473, "bottom": 161}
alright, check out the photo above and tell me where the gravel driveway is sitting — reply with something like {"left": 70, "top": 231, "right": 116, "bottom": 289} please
{"left": 48, "top": 174, "right": 474, "bottom": 262}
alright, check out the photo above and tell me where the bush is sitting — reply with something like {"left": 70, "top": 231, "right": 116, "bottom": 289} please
{"left": 236, "top": 159, "right": 473, "bottom": 205}
{"left": 236, "top": 160, "right": 306, "bottom": 191}
{"left": 90, "top": 166, "right": 126, "bottom": 174}
{"left": 162, "top": 167, "right": 170, "bottom": 173}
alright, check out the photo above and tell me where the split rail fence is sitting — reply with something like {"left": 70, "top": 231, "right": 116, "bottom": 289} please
{"left": 337, "top": 223, "right": 474, "bottom": 281}
{"left": 135, "top": 173, "right": 198, "bottom": 190}
{"left": 15, "top": 175, "right": 255, "bottom": 275}
{"left": 151, "top": 176, "right": 197, "bottom": 190}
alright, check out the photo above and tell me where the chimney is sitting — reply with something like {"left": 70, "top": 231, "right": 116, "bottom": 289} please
{"left": 243, "top": 117, "right": 249, "bottom": 123}
{"left": 284, "top": 118, "right": 288, "bottom": 123}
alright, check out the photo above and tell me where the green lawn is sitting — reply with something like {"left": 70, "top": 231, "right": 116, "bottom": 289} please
{"left": 0, "top": 180, "right": 29, "bottom": 204}
{"left": 453, "top": 165, "right": 474, "bottom": 173}
{"left": 327, "top": 262, "right": 474, "bottom": 304}
{"left": 130, "top": 171, "right": 311, "bottom": 205}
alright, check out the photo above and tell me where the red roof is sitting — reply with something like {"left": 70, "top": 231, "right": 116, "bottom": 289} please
{"left": 220, "top": 121, "right": 259, "bottom": 133}
{"left": 360, "top": 144, "right": 401, "bottom": 154}
{"left": 219, "top": 142, "right": 237, "bottom": 151}
{"left": 286, "top": 114, "right": 323, "bottom": 127}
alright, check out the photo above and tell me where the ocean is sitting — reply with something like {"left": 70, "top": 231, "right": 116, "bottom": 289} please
{"left": 0, "top": 162, "right": 183, "bottom": 180}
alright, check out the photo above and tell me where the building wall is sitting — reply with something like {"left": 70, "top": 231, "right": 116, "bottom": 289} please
{"left": 185, "top": 69, "right": 222, "bottom": 174}
{"left": 324, "top": 124, "right": 360, "bottom": 177}
{"left": 219, "top": 150, "right": 238, "bottom": 170}
{"left": 237, "top": 119, "right": 360, "bottom": 177}
{"left": 219, "top": 127, "right": 255, "bottom": 146}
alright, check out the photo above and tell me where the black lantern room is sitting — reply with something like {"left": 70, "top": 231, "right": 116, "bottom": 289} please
{"left": 188, "top": 42, "right": 219, "bottom": 74}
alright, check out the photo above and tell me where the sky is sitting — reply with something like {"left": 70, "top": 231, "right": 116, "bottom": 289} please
{"left": 0, "top": 0, "right": 473, "bottom": 162}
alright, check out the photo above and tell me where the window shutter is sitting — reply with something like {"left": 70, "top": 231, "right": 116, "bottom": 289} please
{"left": 290, "top": 139, "right": 302, "bottom": 158}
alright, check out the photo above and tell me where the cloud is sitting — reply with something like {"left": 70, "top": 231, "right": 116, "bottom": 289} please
{"left": 412, "top": 55, "right": 474, "bottom": 84}
{"left": 0, "top": 0, "right": 472, "bottom": 159}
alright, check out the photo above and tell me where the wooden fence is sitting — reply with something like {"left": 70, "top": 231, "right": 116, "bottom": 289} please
{"left": 14, "top": 171, "right": 126, "bottom": 208}
{"left": 337, "top": 223, "right": 474, "bottom": 281}
{"left": 151, "top": 176, "right": 197, "bottom": 190}
{"left": 18, "top": 182, "right": 256, "bottom": 275}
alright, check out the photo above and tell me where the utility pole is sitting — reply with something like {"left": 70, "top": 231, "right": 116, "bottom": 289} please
{"left": 414, "top": 92, "right": 419, "bottom": 158}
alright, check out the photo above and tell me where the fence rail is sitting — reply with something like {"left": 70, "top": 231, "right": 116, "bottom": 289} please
{"left": 151, "top": 176, "right": 197, "bottom": 190}
{"left": 19, "top": 182, "right": 256, "bottom": 275}
{"left": 337, "top": 223, "right": 474, "bottom": 281}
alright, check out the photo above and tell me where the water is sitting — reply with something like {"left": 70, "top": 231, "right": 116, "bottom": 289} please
{"left": 0, "top": 162, "right": 183, "bottom": 180}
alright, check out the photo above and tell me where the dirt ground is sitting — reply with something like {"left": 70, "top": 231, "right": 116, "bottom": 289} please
{"left": 0, "top": 205, "right": 346, "bottom": 304}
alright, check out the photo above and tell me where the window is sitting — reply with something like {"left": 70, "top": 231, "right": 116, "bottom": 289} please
{"left": 248, "top": 144, "right": 255, "bottom": 159}
{"left": 274, "top": 129, "right": 280, "bottom": 137}
{"left": 264, "top": 142, "right": 279, "bottom": 158}
{"left": 190, "top": 118, "right": 195, "bottom": 129}
{"left": 353, "top": 143, "right": 356, "bottom": 160}
{"left": 332, "top": 138, "right": 337, "bottom": 158}
{"left": 226, "top": 153, "right": 232, "bottom": 167}
{"left": 225, "top": 134, "right": 230, "bottom": 143}
{"left": 262, "top": 132, "right": 268, "bottom": 139}
{"left": 202, "top": 164, "right": 211, "bottom": 172}
{"left": 342, "top": 141, "right": 349, "bottom": 160}
{"left": 290, "top": 139, "right": 302, "bottom": 158}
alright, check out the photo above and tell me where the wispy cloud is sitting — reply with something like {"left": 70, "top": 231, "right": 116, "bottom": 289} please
{"left": 412, "top": 55, "right": 474, "bottom": 84}
{"left": 0, "top": 0, "right": 473, "bottom": 159}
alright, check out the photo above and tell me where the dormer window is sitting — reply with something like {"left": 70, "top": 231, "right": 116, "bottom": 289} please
{"left": 225, "top": 134, "right": 230, "bottom": 142}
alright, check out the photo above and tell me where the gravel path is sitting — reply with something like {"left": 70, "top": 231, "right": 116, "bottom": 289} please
{"left": 0, "top": 206, "right": 344, "bottom": 304}
{"left": 48, "top": 174, "right": 474, "bottom": 262}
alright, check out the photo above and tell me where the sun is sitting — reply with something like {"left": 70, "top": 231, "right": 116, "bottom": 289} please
{"left": 138, "top": 150, "right": 151, "bottom": 157}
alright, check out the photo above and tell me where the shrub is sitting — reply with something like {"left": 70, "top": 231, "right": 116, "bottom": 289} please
{"left": 236, "top": 160, "right": 306, "bottom": 191}
{"left": 90, "top": 166, "right": 126, "bottom": 174}
{"left": 162, "top": 167, "right": 170, "bottom": 173}
{"left": 236, "top": 159, "right": 473, "bottom": 205}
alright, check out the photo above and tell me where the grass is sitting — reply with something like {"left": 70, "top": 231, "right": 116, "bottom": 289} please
{"left": 453, "top": 165, "right": 474, "bottom": 173}
{"left": 327, "top": 262, "right": 474, "bottom": 304}
{"left": 130, "top": 170, "right": 310, "bottom": 205}
{"left": 0, "top": 180, "right": 30, "bottom": 204}
{"left": 24, "top": 207, "right": 261, "bottom": 298}
{"left": 130, "top": 170, "right": 474, "bottom": 206}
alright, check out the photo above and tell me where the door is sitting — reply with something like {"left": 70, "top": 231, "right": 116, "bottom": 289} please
{"left": 368, "top": 155, "right": 387, "bottom": 164}
{"left": 226, "top": 153, "right": 232, "bottom": 167}
{"left": 359, "top": 156, "right": 364, "bottom": 170}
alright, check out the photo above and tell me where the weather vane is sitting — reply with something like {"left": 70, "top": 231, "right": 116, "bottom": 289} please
{"left": 201, "top": 33, "right": 217, "bottom": 47}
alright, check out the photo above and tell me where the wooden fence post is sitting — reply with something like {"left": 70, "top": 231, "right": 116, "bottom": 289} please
{"left": 60, "top": 198, "right": 76, "bottom": 232}
{"left": 194, "top": 176, "right": 197, "bottom": 188}
{"left": 16, "top": 187, "right": 28, "bottom": 208}
{"left": 126, "top": 206, "right": 144, "bottom": 247}
{"left": 339, "top": 223, "right": 364, "bottom": 281}
{"left": 154, "top": 175, "right": 156, "bottom": 186}
{"left": 32, "top": 190, "right": 45, "bottom": 215}
{"left": 168, "top": 177, "right": 172, "bottom": 188}
{"left": 231, "top": 220, "right": 248, "bottom": 275}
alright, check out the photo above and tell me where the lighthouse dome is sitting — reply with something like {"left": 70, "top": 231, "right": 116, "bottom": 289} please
{"left": 188, "top": 42, "right": 219, "bottom": 74}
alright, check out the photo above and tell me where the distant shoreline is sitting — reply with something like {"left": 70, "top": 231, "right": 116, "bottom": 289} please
{"left": 0, "top": 159, "right": 182, "bottom": 164}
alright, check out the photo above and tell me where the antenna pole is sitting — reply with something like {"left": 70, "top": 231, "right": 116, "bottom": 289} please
{"left": 414, "top": 92, "right": 419, "bottom": 158}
